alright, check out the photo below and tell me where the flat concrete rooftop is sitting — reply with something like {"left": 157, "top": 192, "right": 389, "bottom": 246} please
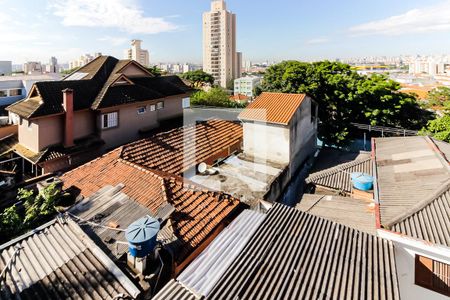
{"left": 189, "top": 153, "right": 286, "bottom": 207}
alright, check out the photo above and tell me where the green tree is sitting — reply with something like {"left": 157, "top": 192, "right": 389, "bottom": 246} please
{"left": 180, "top": 70, "right": 215, "bottom": 88}
{"left": 427, "top": 87, "right": 450, "bottom": 108}
{"left": 0, "top": 205, "right": 21, "bottom": 237}
{"left": 420, "top": 115, "right": 450, "bottom": 142}
{"left": 191, "top": 87, "right": 245, "bottom": 108}
{"left": 61, "top": 67, "right": 79, "bottom": 75}
{"left": 145, "top": 66, "right": 163, "bottom": 76}
{"left": 259, "top": 61, "right": 432, "bottom": 146}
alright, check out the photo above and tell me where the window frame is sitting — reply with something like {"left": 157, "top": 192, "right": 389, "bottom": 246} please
{"left": 415, "top": 255, "right": 450, "bottom": 297}
{"left": 156, "top": 101, "right": 164, "bottom": 110}
{"left": 101, "top": 111, "right": 119, "bottom": 129}
{"left": 150, "top": 104, "right": 156, "bottom": 112}
{"left": 137, "top": 106, "right": 147, "bottom": 115}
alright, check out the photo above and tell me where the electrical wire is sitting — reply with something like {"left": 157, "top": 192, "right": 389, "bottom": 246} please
{"left": 67, "top": 212, "right": 127, "bottom": 232}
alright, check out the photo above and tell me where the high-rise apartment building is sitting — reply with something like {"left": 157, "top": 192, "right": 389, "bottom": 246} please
{"left": 124, "top": 39, "right": 150, "bottom": 67}
{"left": 203, "top": 0, "right": 239, "bottom": 88}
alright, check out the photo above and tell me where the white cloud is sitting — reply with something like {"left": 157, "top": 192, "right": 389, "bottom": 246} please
{"left": 349, "top": 1, "right": 450, "bottom": 36}
{"left": 48, "top": 0, "right": 179, "bottom": 34}
{"left": 98, "top": 36, "right": 129, "bottom": 46}
{"left": 305, "top": 38, "right": 329, "bottom": 45}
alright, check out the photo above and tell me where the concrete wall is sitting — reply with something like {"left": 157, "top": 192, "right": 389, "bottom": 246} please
{"left": 73, "top": 110, "right": 95, "bottom": 140}
{"left": 37, "top": 115, "right": 63, "bottom": 151}
{"left": 0, "top": 124, "right": 17, "bottom": 139}
{"left": 378, "top": 230, "right": 450, "bottom": 300}
{"left": 99, "top": 100, "right": 162, "bottom": 149}
{"left": 243, "top": 122, "right": 290, "bottom": 165}
{"left": 156, "top": 95, "right": 184, "bottom": 121}
{"left": 289, "top": 96, "right": 318, "bottom": 173}
{"left": 18, "top": 119, "right": 40, "bottom": 153}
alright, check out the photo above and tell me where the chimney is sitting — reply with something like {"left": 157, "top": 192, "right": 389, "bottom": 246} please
{"left": 62, "top": 88, "right": 74, "bottom": 148}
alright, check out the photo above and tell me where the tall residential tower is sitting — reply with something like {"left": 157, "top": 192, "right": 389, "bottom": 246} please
{"left": 203, "top": 0, "right": 240, "bottom": 88}
{"left": 124, "top": 39, "right": 150, "bottom": 67}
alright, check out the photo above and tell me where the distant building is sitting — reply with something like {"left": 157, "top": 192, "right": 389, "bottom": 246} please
{"left": 23, "top": 61, "right": 42, "bottom": 75}
{"left": 46, "top": 56, "right": 58, "bottom": 73}
{"left": 69, "top": 53, "right": 102, "bottom": 70}
{"left": 124, "top": 39, "right": 150, "bottom": 67}
{"left": 236, "top": 51, "right": 242, "bottom": 79}
{"left": 234, "top": 76, "right": 261, "bottom": 98}
{"left": 0, "top": 74, "right": 61, "bottom": 114}
{"left": 203, "top": 0, "right": 240, "bottom": 88}
{"left": 0, "top": 61, "right": 12, "bottom": 76}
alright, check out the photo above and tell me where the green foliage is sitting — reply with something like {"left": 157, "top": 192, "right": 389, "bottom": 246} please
{"left": 420, "top": 114, "right": 450, "bottom": 142}
{"left": 180, "top": 70, "right": 214, "bottom": 88}
{"left": 0, "top": 184, "right": 62, "bottom": 241}
{"left": 427, "top": 87, "right": 450, "bottom": 109}
{"left": 145, "top": 66, "right": 163, "bottom": 76}
{"left": 260, "top": 61, "right": 433, "bottom": 146}
{"left": 61, "top": 67, "right": 79, "bottom": 75}
{"left": 191, "top": 88, "right": 245, "bottom": 108}
{"left": 0, "top": 205, "right": 21, "bottom": 237}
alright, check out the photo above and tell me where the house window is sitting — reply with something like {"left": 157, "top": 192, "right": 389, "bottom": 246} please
{"left": 150, "top": 105, "right": 156, "bottom": 112}
{"left": 157, "top": 101, "right": 164, "bottom": 110}
{"left": 137, "top": 106, "right": 146, "bottom": 115}
{"left": 102, "top": 112, "right": 118, "bottom": 129}
{"left": 415, "top": 255, "right": 450, "bottom": 296}
{"left": 9, "top": 89, "right": 22, "bottom": 96}
{"left": 182, "top": 97, "right": 190, "bottom": 109}
{"left": 0, "top": 90, "right": 7, "bottom": 97}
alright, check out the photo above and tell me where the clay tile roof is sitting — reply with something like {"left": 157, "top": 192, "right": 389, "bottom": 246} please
{"left": 230, "top": 94, "right": 249, "bottom": 101}
{"left": 238, "top": 92, "right": 307, "bottom": 125}
{"left": 61, "top": 145, "right": 241, "bottom": 264}
{"left": 121, "top": 119, "right": 243, "bottom": 175}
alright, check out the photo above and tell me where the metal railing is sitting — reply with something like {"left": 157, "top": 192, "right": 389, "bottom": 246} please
{"left": 350, "top": 122, "right": 419, "bottom": 137}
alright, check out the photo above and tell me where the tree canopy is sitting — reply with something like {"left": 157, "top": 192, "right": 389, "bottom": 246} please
{"left": 191, "top": 87, "right": 245, "bottom": 108}
{"left": 426, "top": 86, "right": 450, "bottom": 110}
{"left": 180, "top": 70, "right": 215, "bottom": 88}
{"left": 145, "top": 66, "right": 164, "bottom": 76}
{"left": 259, "top": 61, "right": 433, "bottom": 146}
{"left": 420, "top": 114, "right": 450, "bottom": 143}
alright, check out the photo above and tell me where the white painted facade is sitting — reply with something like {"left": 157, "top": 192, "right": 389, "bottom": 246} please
{"left": 234, "top": 76, "right": 261, "bottom": 98}
{"left": 124, "top": 40, "right": 150, "bottom": 67}
{"left": 378, "top": 229, "right": 450, "bottom": 300}
{"left": 242, "top": 96, "right": 318, "bottom": 171}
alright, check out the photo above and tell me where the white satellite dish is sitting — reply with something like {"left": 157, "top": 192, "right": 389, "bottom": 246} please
{"left": 197, "top": 162, "right": 207, "bottom": 174}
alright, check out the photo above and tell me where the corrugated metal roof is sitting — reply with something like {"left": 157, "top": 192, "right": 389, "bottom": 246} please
{"left": 374, "top": 136, "right": 450, "bottom": 227}
{"left": 152, "top": 279, "right": 200, "bottom": 300}
{"left": 306, "top": 157, "right": 373, "bottom": 193}
{"left": 391, "top": 181, "right": 450, "bottom": 247}
{"left": 0, "top": 217, "right": 141, "bottom": 299}
{"left": 68, "top": 184, "right": 152, "bottom": 259}
{"left": 238, "top": 92, "right": 307, "bottom": 125}
{"left": 177, "top": 210, "right": 265, "bottom": 297}
{"left": 207, "top": 204, "right": 400, "bottom": 300}
{"left": 297, "top": 194, "right": 377, "bottom": 234}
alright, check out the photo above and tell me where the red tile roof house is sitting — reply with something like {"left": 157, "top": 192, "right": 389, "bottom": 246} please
{"left": 61, "top": 119, "right": 245, "bottom": 277}
{"left": 2, "top": 56, "right": 193, "bottom": 178}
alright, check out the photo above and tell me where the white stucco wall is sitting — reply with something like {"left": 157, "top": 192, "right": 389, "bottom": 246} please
{"left": 243, "top": 122, "right": 290, "bottom": 164}
{"left": 18, "top": 119, "right": 39, "bottom": 153}
{"left": 378, "top": 230, "right": 450, "bottom": 300}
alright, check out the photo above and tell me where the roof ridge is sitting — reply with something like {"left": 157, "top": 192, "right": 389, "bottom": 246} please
{"left": 385, "top": 179, "right": 450, "bottom": 228}
{"left": 306, "top": 157, "right": 371, "bottom": 183}
{"left": 427, "top": 136, "right": 450, "bottom": 169}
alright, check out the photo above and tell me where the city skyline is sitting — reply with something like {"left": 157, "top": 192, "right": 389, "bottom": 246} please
{"left": 1, "top": 0, "right": 450, "bottom": 64}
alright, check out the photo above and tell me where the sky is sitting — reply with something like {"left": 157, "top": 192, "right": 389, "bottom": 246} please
{"left": 2, "top": 0, "right": 450, "bottom": 64}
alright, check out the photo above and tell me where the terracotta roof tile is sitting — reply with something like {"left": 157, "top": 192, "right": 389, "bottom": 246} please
{"left": 61, "top": 126, "right": 241, "bottom": 264}
{"left": 238, "top": 92, "right": 307, "bottom": 125}
{"left": 121, "top": 119, "right": 243, "bottom": 175}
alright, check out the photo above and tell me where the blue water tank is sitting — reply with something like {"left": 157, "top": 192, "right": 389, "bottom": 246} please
{"left": 351, "top": 172, "right": 374, "bottom": 191}
{"left": 125, "top": 216, "right": 160, "bottom": 258}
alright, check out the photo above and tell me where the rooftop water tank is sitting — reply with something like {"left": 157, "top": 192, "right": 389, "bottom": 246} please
{"left": 351, "top": 172, "right": 374, "bottom": 191}
{"left": 125, "top": 216, "right": 160, "bottom": 258}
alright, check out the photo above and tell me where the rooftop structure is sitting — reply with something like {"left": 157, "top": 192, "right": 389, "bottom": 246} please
{"left": 121, "top": 119, "right": 243, "bottom": 176}
{"left": 0, "top": 217, "right": 141, "bottom": 299}
{"left": 61, "top": 122, "right": 244, "bottom": 270}
{"left": 154, "top": 203, "right": 400, "bottom": 300}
